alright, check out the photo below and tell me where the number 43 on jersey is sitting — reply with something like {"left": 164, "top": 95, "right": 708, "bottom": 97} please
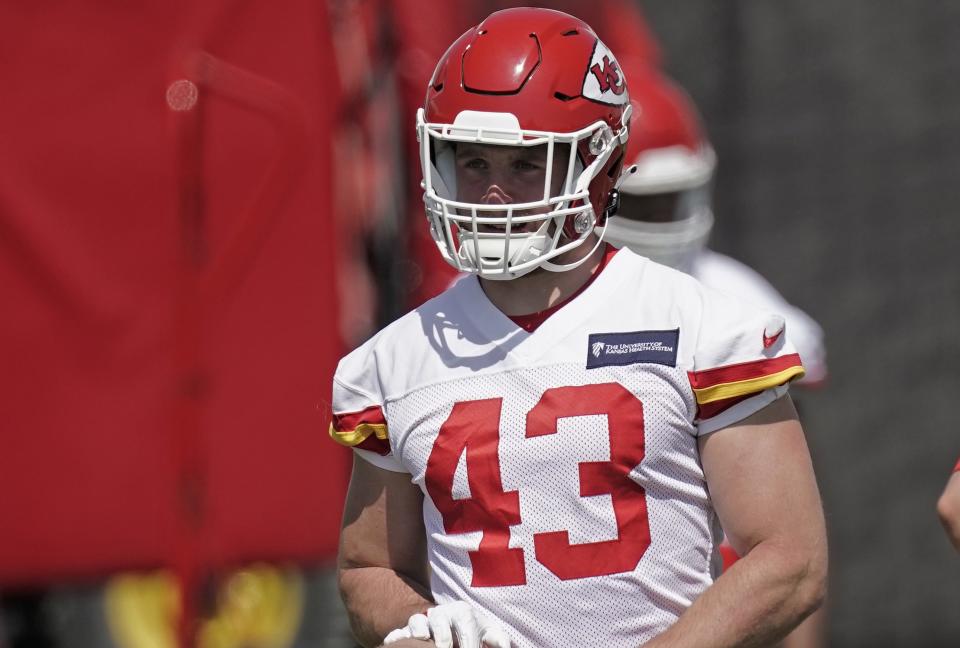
{"left": 424, "top": 383, "right": 651, "bottom": 587}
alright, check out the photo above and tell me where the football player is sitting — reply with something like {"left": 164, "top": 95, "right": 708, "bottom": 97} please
{"left": 937, "top": 458, "right": 960, "bottom": 551}
{"left": 330, "top": 8, "right": 826, "bottom": 648}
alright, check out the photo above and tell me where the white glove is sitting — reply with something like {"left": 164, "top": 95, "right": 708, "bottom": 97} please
{"left": 382, "top": 600, "right": 511, "bottom": 648}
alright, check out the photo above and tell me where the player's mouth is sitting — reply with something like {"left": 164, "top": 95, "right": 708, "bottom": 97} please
{"left": 460, "top": 206, "right": 551, "bottom": 234}
{"left": 475, "top": 221, "right": 540, "bottom": 234}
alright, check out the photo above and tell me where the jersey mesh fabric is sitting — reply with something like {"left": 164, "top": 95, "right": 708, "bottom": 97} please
{"left": 330, "top": 248, "right": 802, "bottom": 645}
{"left": 387, "top": 361, "right": 720, "bottom": 647}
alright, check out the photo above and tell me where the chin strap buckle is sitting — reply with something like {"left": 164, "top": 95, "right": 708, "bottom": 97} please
{"left": 600, "top": 162, "right": 638, "bottom": 226}
{"left": 601, "top": 188, "right": 621, "bottom": 225}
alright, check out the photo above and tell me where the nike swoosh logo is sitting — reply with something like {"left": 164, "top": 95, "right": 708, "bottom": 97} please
{"left": 763, "top": 330, "right": 783, "bottom": 348}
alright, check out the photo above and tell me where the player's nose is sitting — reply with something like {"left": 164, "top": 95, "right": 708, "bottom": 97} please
{"left": 480, "top": 185, "right": 512, "bottom": 205}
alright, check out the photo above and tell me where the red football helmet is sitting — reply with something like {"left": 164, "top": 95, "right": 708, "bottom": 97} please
{"left": 417, "top": 7, "right": 632, "bottom": 280}
{"left": 605, "top": 67, "right": 717, "bottom": 272}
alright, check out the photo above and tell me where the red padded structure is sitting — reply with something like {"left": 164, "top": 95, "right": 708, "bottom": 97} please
{"left": 0, "top": 0, "right": 349, "bottom": 589}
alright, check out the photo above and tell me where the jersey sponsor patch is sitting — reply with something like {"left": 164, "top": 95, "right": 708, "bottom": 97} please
{"left": 586, "top": 329, "right": 679, "bottom": 369}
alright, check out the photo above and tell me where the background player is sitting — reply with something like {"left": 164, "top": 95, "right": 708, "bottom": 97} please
{"left": 604, "top": 63, "right": 829, "bottom": 648}
{"left": 331, "top": 7, "right": 826, "bottom": 648}
{"left": 605, "top": 65, "right": 827, "bottom": 386}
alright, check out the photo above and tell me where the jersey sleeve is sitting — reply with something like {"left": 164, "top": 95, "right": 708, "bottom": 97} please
{"left": 328, "top": 348, "right": 406, "bottom": 473}
{"left": 688, "top": 287, "right": 806, "bottom": 435}
{"left": 781, "top": 304, "right": 827, "bottom": 387}
{"left": 692, "top": 250, "right": 828, "bottom": 387}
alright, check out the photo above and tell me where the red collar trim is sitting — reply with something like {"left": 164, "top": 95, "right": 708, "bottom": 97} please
{"left": 508, "top": 245, "right": 618, "bottom": 333}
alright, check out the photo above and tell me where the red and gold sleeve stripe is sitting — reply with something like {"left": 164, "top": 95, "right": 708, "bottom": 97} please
{"left": 328, "top": 405, "right": 390, "bottom": 456}
{"left": 688, "top": 353, "right": 805, "bottom": 420}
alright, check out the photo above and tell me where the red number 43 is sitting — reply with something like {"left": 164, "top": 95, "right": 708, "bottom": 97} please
{"left": 424, "top": 383, "right": 650, "bottom": 587}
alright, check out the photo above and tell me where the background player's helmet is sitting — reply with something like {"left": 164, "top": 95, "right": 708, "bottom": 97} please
{"left": 605, "top": 67, "right": 717, "bottom": 272}
{"left": 418, "top": 7, "right": 631, "bottom": 280}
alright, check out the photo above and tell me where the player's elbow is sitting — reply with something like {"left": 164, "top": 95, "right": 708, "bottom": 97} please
{"left": 799, "top": 562, "right": 828, "bottom": 618}
{"left": 761, "top": 532, "right": 828, "bottom": 619}
{"left": 791, "top": 541, "right": 828, "bottom": 618}
{"left": 336, "top": 567, "right": 377, "bottom": 647}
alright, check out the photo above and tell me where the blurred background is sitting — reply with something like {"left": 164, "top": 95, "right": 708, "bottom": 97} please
{"left": 0, "top": 1, "right": 957, "bottom": 647}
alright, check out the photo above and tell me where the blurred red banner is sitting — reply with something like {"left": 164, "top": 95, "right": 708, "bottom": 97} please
{"left": 0, "top": 0, "right": 348, "bottom": 588}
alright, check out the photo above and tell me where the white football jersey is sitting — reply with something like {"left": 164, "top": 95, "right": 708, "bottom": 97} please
{"left": 692, "top": 249, "right": 827, "bottom": 385}
{"left": 330, "top": 247, "right": 804, "bottom": 647}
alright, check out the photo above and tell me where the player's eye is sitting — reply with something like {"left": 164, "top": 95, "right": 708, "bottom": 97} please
{"left": 513, "top": 159, "right": 541, "bottom": 171}
{"left": 462, "top": 157, "right": 488, "bottom": 170}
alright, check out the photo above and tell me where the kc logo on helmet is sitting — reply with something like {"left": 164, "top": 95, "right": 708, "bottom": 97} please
{"left": 582, "top": 40, "right": 629, "bottom": 106}
{"left": 591, "top": 57, "right": 623, "bottom": 94}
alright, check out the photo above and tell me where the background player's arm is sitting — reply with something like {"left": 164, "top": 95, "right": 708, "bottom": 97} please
{"left": 644, "top": 394, "right": 827, "bottom": 648}
{"left": 338, "top": 454, "right": 434, "bottom": 647}
{"left": 936, "top": 471, "right": 960, "bottom": 551}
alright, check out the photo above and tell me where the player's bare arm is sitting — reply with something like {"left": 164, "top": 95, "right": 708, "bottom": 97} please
{"left": 644, "top": 394, "right": 827, "bottom": 648}
{"left": 936, "top": 469, "right": 960, "bottom": 551}
{"left": 338, "top": 455, "right": 433, "bottom": 647}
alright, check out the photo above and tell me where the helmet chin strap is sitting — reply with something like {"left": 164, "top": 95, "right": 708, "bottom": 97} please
{"left": 540, "top": 220, "right": 608, "bottom": 274}
{"left": 540, "top": 169, "right": 636, "bottom": 273}
{"left": 541, "top": 172, "right": 630, "bottom": 274}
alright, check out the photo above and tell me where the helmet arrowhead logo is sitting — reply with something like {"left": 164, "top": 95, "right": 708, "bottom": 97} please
{"left": 583, "top": 40, "right": 629, "bottom": 106}
{"left": 590, "top": 56, "right": 625, "bottom": 95}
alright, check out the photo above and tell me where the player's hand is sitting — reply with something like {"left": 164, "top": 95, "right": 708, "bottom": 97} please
{"left": 382, "top": 601, "right": 511, "bottom": 648}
